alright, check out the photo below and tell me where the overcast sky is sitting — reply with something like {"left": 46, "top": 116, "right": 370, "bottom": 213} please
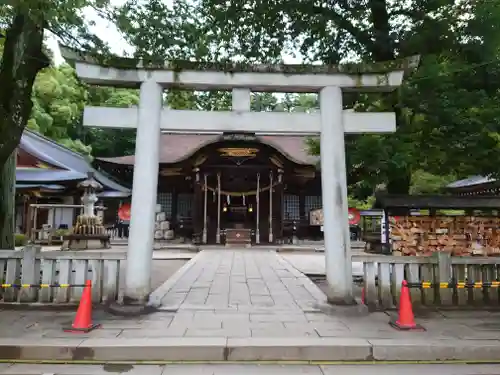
{"left": 47, "top": 0, "right": 302, "bottom": 65}
{"left": 47, "top": 0, "right": 138, "bottom": 65}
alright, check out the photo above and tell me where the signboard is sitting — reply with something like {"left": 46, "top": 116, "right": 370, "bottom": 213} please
{"left": 221, "top": 132, "right": 257, "bottom": 141}
{"left": 309, "top": 208, "right": 361, "bottom": 226}
{"left": 310, "top": 208, "right": 323, "bottom": 226}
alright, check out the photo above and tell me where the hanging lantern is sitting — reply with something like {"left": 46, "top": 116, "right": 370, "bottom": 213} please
{"left": 348, "top": 208, "right": 361, "bottom": 225}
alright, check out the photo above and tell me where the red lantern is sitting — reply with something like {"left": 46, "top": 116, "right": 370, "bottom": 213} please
{"left": 118, "top": 203, "right": 131, "bottom": 221}
{"left": 348, "top": 208, "right": 361, "bottom": 225}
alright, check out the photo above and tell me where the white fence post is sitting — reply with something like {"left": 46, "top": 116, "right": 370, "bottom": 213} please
{"left": 19, "top": 245, "right": 41, "bottom": 302}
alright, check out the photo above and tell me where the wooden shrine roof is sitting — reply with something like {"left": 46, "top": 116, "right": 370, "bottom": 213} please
{"left": 96, "top": 134, "right": 319, "bottom": 166}
{"left": 446, "top": 175, "right": 498, "bottom": 190}
{"left": 17, "top": 130, "right": 130, "bottom": 195}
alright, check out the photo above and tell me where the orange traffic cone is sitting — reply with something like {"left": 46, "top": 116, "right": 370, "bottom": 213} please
{"left": 389, "top": 280, "right": 425, "bottom": 331}
{"left": 64, "top": 280, "right": 101, "bottom": 333}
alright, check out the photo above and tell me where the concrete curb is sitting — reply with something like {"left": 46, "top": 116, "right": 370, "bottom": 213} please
{"left": 276, "top": 247, "right": 325, "bottom": 253}
{"left": 274, "top": 252, "right": 327, "bottom": 309}
{"left": 148, "top": 252, "right": 205, "bottom": 307}
{"left": 369, "top": 339, "right": 500, "bottom": 361}
{"left": 1, "top": 337, "right": 500, "bottom": 361}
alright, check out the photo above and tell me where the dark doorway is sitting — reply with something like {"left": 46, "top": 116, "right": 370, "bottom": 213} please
{"left": 221, "top": 194, "right": 256, "bottom": 230}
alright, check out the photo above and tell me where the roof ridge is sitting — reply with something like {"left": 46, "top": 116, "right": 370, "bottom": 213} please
{"left": 24, "top": 129, "right": 88, "bottom": 161}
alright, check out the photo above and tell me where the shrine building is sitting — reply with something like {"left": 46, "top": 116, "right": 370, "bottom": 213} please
{"left": 95, "top": 132, "right": 323, "bottom": 245}
{"left": 15, "top": 129, "right": 130, "bottom": 237}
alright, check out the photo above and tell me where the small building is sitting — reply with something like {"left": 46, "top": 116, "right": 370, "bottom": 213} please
{"left": 373, "top": 194, "right": 500, "bottom": 256}
{"left": 94, "top": 132, "right": 324, "bottom": 244}
{"left": 447, "top": 175, "right": 500, "bottom": 196}
{"left": 16, "top": 130, "right": 131, "bottom": 238}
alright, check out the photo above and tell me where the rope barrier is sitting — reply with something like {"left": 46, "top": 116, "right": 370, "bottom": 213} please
{"left": 0, "top": 283, "right": 87, "bottom": 289}
{"left": 407, "top": 281, "right": 500, "bottom": 289}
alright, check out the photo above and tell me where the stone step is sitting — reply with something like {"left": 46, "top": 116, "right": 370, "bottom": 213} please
{"left": 1, "top": 337, "right": 500, "bottom": 362}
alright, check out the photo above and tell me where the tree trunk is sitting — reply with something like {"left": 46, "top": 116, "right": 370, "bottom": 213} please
{"left": 0, "top": 8, "right": 49, "bottom": 248}
{"left": 386, "top": 169, "right": 412, "bottom": 194}
{"left": 369, "top": 0, "right": 412, "bottom": 195}
{"left": 0, "top": 7, "right": 49, "bottom": 167}
{"left": 0, "top": 151, "right": 16, "bottom": 249}
{"left": 368, "top": 0, "right": 394, "bottom": 61}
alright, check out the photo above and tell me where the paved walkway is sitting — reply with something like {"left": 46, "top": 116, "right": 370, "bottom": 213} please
{"left": 0, "top": 363, "right": 498, "bottom": 375}
{"left": 148, "top": 249, "right": 328, "bottom": 338}
{"left": 156, "top": 249, "right": 325, "bottom": 312}
{"left": 0, "top": 249, "right": 500, "bottom": 361}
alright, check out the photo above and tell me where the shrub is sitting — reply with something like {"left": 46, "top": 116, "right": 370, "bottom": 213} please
{"left": 54, "top": 229, "right": 70, "bottom": 237}
{"left": 14, "top": 233, "right": 28, "bottom": 247}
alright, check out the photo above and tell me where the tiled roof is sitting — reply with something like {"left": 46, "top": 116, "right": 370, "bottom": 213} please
{"left": 446, "top": 175, "right": 496, "bottom": 189}
{"left": 16, "top": 168, "right": 86, "bottom": 183}
{"left": 96, "top": 134, "right": 318, "bottom": 166}
{"left": 15, "top": 184, "right": 66, "bottom": 191}
{"left": 18, "top": 130, "right": 130, "bottom": 193}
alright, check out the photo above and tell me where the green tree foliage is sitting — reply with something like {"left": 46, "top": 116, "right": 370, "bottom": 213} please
{"left": 195, "top": 0, "right": 500, "bottom": 196}
{"left": 84, "top": 87, "right": 139, "bottom": 157}
{"left": 409, "top": 170, "right": 457, "bottom": 195}
{"left": 28, "top": 64, "right": 91, "bottom": 156}
{"left": 0, "top": 0, "right": 113, "bottom": 248}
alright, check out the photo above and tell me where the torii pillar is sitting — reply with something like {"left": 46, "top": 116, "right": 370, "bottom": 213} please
{"left": 61, "top": 45, "right": 418, "bottom": 305}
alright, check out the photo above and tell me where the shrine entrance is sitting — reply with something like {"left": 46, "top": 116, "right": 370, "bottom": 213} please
{"left": 65, "top": 43, "right": 413, "bottom": 302}
{"left": 190, "top": 137, "right": 289, "bottom": 245}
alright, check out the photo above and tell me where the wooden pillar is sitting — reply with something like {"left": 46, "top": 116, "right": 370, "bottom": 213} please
{"left": 72, "top": 192, "right": 80, "bottom": 223}
{"left": 299, "top": 190, "right": 306, "bottom": 221}
{"left": 202, "top": 173, "right": 208, "bottom": 244}
{"left": 216, "top": 173, "right": 221, "bottom": 244}
{"left": 171, "top": 188, "right": 178, "bottom": 225}
{"left": 256, "top": 173, "right": 260, "bottom": 244}
{"left": 269, "top": 171, "right": 273, "bottom": 243}
{"left": 22, "top": 195, "right": 30, "bottom": 234}
{"left": 276, "top": 170, "right": 284, "bottom": 243}
{"left": 193, "top": 169, "right": 203, "bottom": 243}
{"left": 31, "top": 199, "right": 38, "bottom": 243}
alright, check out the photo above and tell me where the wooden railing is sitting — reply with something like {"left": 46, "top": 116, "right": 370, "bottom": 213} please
{"left": 0, "top": 245, "right": 125, "bottom": 304}
{"left": 355, "top": 253, "right": 500, "bottom": 309}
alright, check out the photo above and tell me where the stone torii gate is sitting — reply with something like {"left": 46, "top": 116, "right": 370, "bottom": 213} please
{"left": 62, "top": 46, "right": 418, "bottom": 305}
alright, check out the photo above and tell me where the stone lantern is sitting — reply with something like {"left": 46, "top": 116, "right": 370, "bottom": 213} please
{"left": 79, "top": 172, "right": 102, "bottom": 218}
{"left": 62, "top": 172, "right": 111, "bottom": 250}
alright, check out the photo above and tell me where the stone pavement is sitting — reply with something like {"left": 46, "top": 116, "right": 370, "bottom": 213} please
{"left": 152, "top": 249, "right": 326, "bottom": 312}
{"left": 0, "top": 249, "right": 499, "bottom": 361}
{"left": 0, "top": 308, "right": 500, "bottom": 361}
{"left": 0, "top": 363, "right": 498, "bottom": 375}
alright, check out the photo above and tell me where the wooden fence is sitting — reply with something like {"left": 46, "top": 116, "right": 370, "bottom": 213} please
{"left": 355, "top": 253, "right": 500, "bottom": 309}
{"left": 0, "top": 245, "right": 125, "bottom": 304}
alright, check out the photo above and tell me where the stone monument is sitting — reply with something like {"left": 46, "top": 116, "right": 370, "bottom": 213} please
{"left": 62, "top": 172, "right": 111, "bottom": 250}
{"left": 153, "top": 204, "right": 174, "bottom": 249}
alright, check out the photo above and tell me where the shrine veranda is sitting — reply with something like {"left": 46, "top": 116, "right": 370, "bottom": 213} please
{"left": 61, "top": 45, "right": 417, "bottom": 304}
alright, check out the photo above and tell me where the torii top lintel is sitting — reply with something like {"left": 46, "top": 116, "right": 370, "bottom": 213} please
{"left": 59, "top": 45, "right": 420, "bottom": 93}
